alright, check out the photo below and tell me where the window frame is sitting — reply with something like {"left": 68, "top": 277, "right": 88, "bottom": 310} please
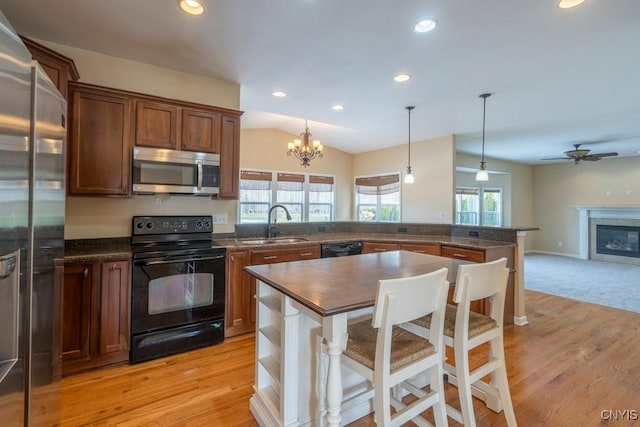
{"left": 454, "top": 186, "right": 503, "bottom": 227}
{"left": 238, "top": 169, "right": 336, "bottom": 224}
{"left": 354, "top": 172, "right": 401, "bottom": 223}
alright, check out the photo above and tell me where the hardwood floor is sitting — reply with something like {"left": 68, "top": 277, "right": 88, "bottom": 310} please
{"left": 62, "top": 290, "right": 640, "bottom": 426}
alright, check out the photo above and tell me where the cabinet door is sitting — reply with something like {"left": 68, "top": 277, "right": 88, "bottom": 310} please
{"left": 362, "top": 242, "right": 399, "bottom": 254}
{"left": 98, "top": 261, "right": 130, "bottom": 360}
{"left": 226, "top": 251, "right": 255, "bottom": 337}
{"left": 400, "top": 243, "right": 440, "bottom": 255}
{"left": 62, "top": 264, "right": 93, "bottom": 363}
{"left": 135, "top": 101, "right": 178, "bottom": 149}
{"left": 218, "top": 114, "right": 241, "bottom": 199}
{"left": 181, "top": 108, "right": 221, "bottom": 153}
{"left": 68, "top": 84, "right": 132, "bottom": 196}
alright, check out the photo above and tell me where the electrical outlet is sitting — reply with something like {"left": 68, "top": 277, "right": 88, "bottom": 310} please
{"left": 398, "top": 227, "right": 408, "bottom": 233}
{"left": 469, "top": 230, "right": 479, "bottom": 237}
{"left": 213, "top": 213, "right": 227, "bottom": 224}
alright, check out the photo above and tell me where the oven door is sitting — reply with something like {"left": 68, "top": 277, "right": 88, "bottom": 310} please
{"left": 131, "top": 252, "right": 225, "bottom": 335}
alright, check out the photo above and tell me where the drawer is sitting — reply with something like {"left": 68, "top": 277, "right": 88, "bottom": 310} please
{"left": 362, "top": 242, "right": 399, "bottom": 254}
{"left": 400, "top": 243, "right": 440, "bottom": 255}
{"left": 251, "top": 245, "right": 320, "bottom": 265}
{"left": 440, "top": 246, "right": 485, "bottom": 263}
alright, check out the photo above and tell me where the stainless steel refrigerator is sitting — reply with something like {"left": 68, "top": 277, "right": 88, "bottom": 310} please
{"left": 0, "top": 10, "right": 66, "bottom": 426}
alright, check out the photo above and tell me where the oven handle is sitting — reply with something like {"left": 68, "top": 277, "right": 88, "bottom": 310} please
{"left": 133, "top": 253, "right": 226, "bottom": 266}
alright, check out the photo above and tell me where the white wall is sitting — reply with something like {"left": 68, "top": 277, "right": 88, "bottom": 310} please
{"left": 532, "top": 155, "right": 640, "bottom": 255}
{"left": 353, "top": 135, "right": 455, "bottom": 223}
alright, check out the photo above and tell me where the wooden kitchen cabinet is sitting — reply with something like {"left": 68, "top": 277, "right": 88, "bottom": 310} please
{"left": 21, "top": 35, "right": 79, "bottom": 101}
{"left": 62, "top": 259, "right": 131, "bottom": 376}
{"left": 400, "top": 243, "right": 440, "bottom": 255}
{"left": 134, "top": 101, "right": 222, "bottom": 153}
{"left": 362, "top": 241, "right": 399, "bottom": 254}
{"left": 135, "top": 100, "right": 179, "bottom": 149}
{"left": 225, "top": 244, "right": 320, "bottom": 338}
{"left": 68, "top": 83, "right": 133, "bottom": 197}
{"left": 218, "top": 114, "right": 241, "bottom": 199}
{"left": 226, "top": 250, "right": 255, "bottom": 337}
{"left": 251, "top": 244, "right": 320, "bottom": 265}
{"left": 440, "top": 244, "right": 515, "bottom": 322}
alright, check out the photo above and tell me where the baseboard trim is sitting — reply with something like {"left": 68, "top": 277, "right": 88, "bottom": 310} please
{"left": 526, "top": 250, "right": 582, "bottom": 259}
{"left": 514, "top": 316, "right": 528, "bottom": 326}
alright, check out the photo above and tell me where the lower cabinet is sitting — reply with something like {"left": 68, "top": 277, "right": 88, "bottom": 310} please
{"left": 225, "top": 245, "right": 320, "bottom": 338}
{"left": 440, "top": 244, "right": 515, "bottom": 322}
{"left": 226, "top": 250, "right": 255, "bottom": 337}
{"left": 362, "top": 241, "right": 399, "bottom": 253}
{"left": 62, "top": 259, "right": 130, "bottom": 376}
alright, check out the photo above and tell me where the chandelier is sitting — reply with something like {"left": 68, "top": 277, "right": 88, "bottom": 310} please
{"left": 287, "top": 120, "right": 323, "bottom": 167}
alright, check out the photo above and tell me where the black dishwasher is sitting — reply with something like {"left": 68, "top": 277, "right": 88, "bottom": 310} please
{"left": 320, "top": 241, "right": 363, "bottom": 258}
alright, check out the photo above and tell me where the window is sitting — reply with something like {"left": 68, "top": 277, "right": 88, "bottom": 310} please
{"left": 239, "top": 170, "right": 335, "bottom": 223}
{"left": 239, "top": 171, "right": 272, "bottom": 223}
{"left": 276, "top": 173, "right": 304, "bottom": 222}
{"left": 309, "top": 175, "right": 334, "bottom": 222}
{"left": 355, "top": 173, "right": 400, "bottom": 222}
{"left": 455, "top": 187, "right": 502, "bottom": 226}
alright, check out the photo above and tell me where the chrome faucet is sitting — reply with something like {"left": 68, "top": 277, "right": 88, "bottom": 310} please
{"left": 266, "top": 204, "right": 292, "bottom": 238}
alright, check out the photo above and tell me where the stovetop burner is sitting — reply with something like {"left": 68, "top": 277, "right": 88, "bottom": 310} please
{"left": 131, "top": 215, "right": 225, "bottom": 259}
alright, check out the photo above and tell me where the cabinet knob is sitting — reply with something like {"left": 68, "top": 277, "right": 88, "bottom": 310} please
{"left": 83, "top": 268, "right": 88, "bottom": 277}
{"left": 263, "top": 256, "right": 278, "bottom": 260}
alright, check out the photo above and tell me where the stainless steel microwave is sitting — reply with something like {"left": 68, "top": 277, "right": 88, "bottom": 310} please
{"left": 132, "top": 147, "right": 220, "bottom": 195}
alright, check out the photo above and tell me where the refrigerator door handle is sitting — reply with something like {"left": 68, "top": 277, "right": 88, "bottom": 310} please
{"left": 0, "top": 252, "right": 17, "bottom": 280}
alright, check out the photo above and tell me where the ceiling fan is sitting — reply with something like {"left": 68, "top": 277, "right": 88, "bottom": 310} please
{"left": 542, "top": 143, "right": 618, "bottom": 164}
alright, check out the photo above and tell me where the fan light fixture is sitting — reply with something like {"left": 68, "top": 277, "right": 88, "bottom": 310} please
{"left": 287, "top": 120, "right": 323, "bottom": 167}
{"left": 476, "top": 93, "right": 492, "bottom": 182}
{"left": 404, "top": 106, "right": 415, "bottom": 184}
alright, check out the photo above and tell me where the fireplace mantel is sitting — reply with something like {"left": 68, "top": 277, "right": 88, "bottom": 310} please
{"left": 576, "top": 205, "right": 640, "bottom": 259}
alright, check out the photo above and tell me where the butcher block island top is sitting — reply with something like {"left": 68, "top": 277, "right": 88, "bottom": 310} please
{"left": 245, "top": 250, "right": 466, "bottom": 317}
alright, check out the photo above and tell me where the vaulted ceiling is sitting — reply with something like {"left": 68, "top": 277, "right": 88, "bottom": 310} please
{"left": 2, "top": 0, "right": 639, "bottom": 164}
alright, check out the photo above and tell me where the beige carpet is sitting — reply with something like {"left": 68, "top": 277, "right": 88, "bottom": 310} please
{"left": 524, "top": 252, "right": 640, "bottom": 313}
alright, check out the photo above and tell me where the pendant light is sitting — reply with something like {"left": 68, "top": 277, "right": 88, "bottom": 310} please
{"left": 404, "top": 106, "right": 415, "bottom": 184}
{"left": 476, "top": 93, "right": 491, "bottom": 182}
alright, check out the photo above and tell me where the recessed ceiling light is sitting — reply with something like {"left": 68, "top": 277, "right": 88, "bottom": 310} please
{"left": 414, "top": 19, "right": 437, "bottom": 33}
{"left": 332, "top": 105, "right": 344, "bottom": 111}
{"left": 179, "top": 0, "right": 205, "bottom": 15}
{"left": 394, "top": 74, "right": 411, "bottom": 83}
{"left": 272, "top": 91, "right": 287, "bottom": 98}
{"left": 557, "top": 0, "right": 586, "bottom": 9}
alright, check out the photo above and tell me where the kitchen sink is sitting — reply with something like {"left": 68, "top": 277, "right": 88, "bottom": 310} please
{"left": 239, "top": 237, "right": 309, "bottom": 245}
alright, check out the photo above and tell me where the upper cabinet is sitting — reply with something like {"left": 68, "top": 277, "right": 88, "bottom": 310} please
{"left": 219, "top": 114, "right": 240, "bottom": 198}
{"left": 134, "top": 100, "right": 228, "bottom": 154}
{"left": 68, "top": 83, "right": 133, "bottom": 197}
{"left": 135, "top": 101, "right": 179, "bottom": 150}
{"left": 67, "top": 82, "right": 243, "bottom": 198}
{"left": 21, "top": 35, "right": 79, "bottom": 101}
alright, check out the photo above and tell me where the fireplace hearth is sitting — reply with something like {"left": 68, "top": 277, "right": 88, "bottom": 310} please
{"left": 596, "top": 225, "right": 640, "bottom": 258}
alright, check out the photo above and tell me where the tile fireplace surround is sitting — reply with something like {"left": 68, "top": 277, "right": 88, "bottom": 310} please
{"left": 577, "top": 205, "right": 640, "bottom": 266}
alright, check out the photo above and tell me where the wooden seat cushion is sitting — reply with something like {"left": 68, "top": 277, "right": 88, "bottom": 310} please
{"left": 344, "top": 320, "right": 434, "bottom": 372}
{"left": 413, "top": 304, "right": 497, "bottom": 338}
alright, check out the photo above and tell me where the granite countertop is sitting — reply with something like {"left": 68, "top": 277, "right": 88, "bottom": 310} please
{"left": 64, "top": 230, "right": 518, "bottom": 262}
{"left": 216, "top": 232, "right": 516, "bottom": 251}
{"left": 64, "top": 237, "right": 131, "bottom": 263}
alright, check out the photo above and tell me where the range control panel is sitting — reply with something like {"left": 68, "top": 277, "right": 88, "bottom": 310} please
{"left": 132, "top": 215, "right": 213, "bottom": 235}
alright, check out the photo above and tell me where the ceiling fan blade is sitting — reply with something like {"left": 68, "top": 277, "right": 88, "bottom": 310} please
{"left": 588, "top": 152, "right": 618, "bottom": 158}
{"left": 541, "top": 157, "right": 571, "bottom": 160}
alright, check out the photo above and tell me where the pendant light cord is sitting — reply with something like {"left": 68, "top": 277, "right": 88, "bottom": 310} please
{"left": 406, "top": 106, "right": 415, "bottom": 168}
{"left": 479, "top": 93, "right": 491, "bottom": 164}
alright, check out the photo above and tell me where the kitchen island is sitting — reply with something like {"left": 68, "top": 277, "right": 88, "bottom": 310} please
{"left": 245, "top": 251, "right": 467, "bottom": 427}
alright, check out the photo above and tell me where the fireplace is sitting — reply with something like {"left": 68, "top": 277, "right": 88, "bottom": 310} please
{"left": 596, "top": 225, "right": 640, "bottom": 258}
